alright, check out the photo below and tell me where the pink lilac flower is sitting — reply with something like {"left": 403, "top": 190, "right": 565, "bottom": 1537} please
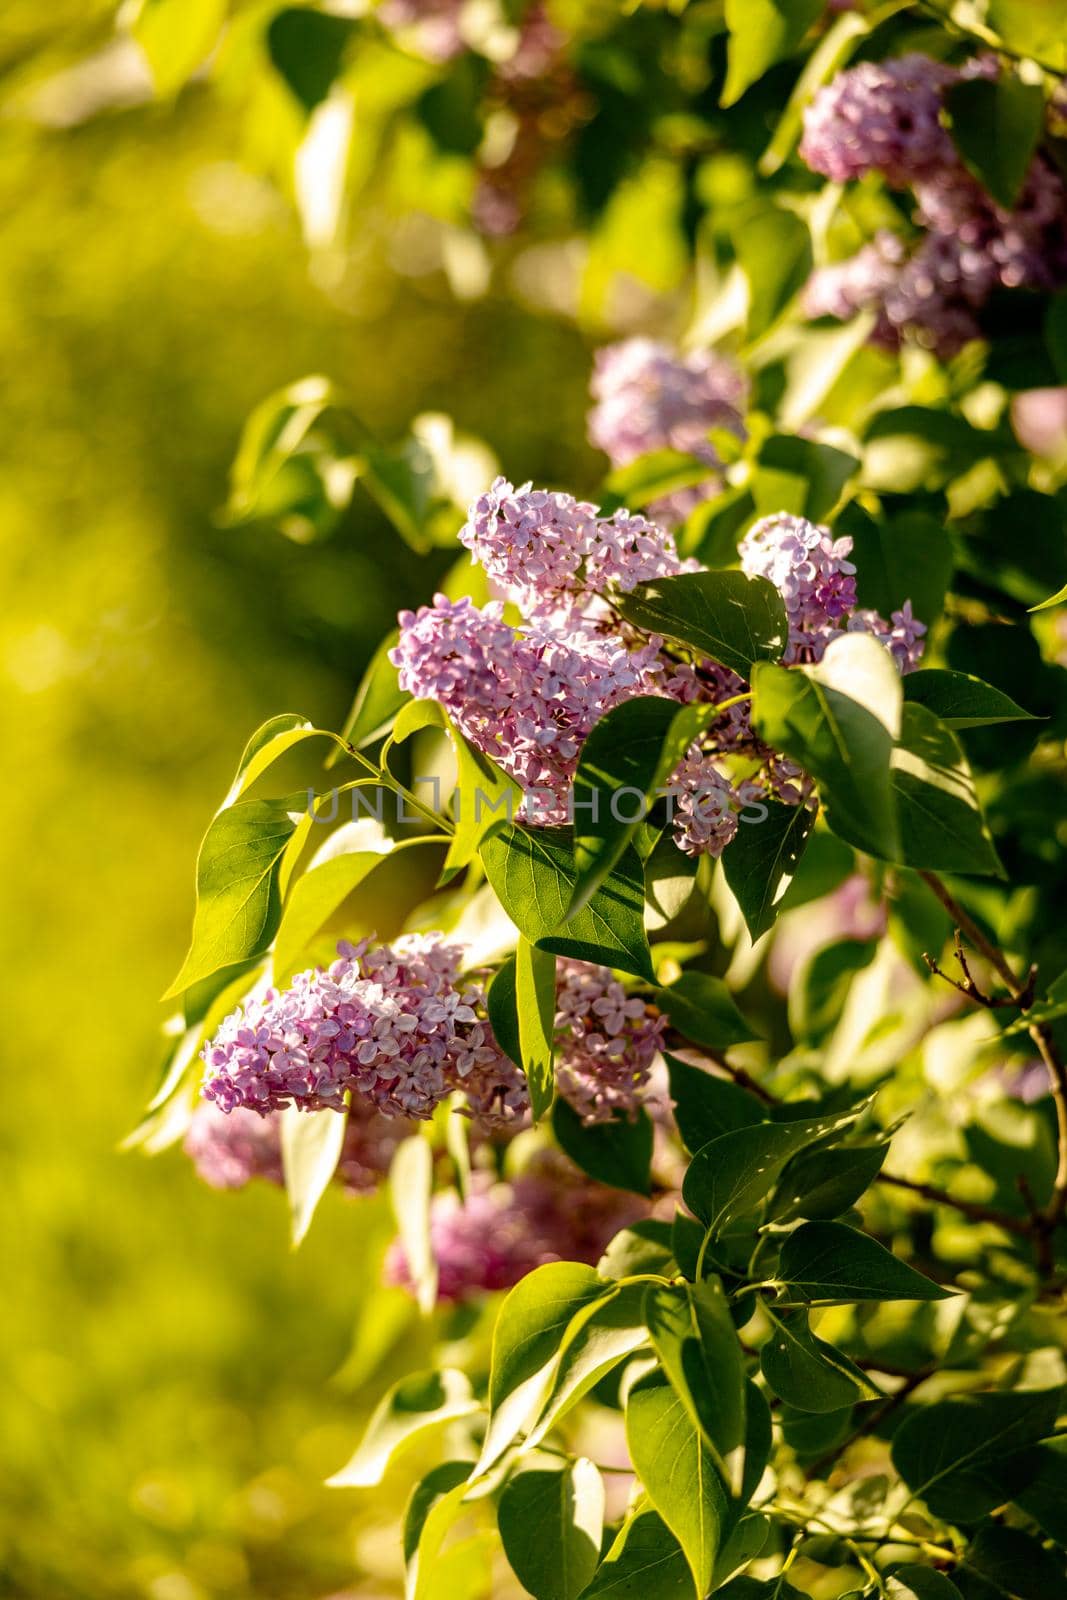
{"left": 554, "top": 959, "right": 667, "bottom": 1124}
{"left": 799, "top": 53, "right": 994, "bottom": 187}
{"left": 184, "top": 1097, "right": 419, "bottom": 1195}
{"left": 669, "top": 746, "right": 745, "bottom": 859}
{"left": 201, "top": 934, "right": 525, "bottom": 1124}
{"left": 384, "top": 1151, "right": 647, "bottom": 1301}
{"left": 739, "top": 513, "right": 926, "bottom": 670}
{"left": 390, "top": 592, "right": 663, "bottom": 821}
{"left": 184, "top": 1102, "right": 286, "bottom": 1189}
{"left": 588, "top": 339, "right": 748, "bottom": 526}
{"left": 459, "top": 477, "right": 691, "bottom": 607}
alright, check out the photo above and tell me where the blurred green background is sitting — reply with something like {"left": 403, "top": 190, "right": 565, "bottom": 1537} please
{"left": 0, "top": 11, "right": 600, "bottom": 1595}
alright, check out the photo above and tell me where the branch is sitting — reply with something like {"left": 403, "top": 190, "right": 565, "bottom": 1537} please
{"left": 877, "top": 1171, "right": 1030, "bottom": 1237}
{"left": 920, "top": 872, "right": 1067, "bottom": 1272}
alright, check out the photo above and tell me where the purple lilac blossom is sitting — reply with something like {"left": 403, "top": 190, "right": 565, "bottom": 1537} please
{"left": 384, "top": 1151, "right": 647, "bottom": 1301}
{"left": 183, "top": 1096, "right": 419, "bottom": 1194}
{"left": 200, "top": 933, "right": 526, "bottom": 1124}
{"left": 587, "top": 339, "right": 748, "bottom": 526}
{"left": 554, "top": 959, "right": 667, "bottom": 1124}
{"left": 458, "top": 476, "right": 693, "bottom": 609}
{"left": 380, "top": 0, "right": 464, "bottom": 61}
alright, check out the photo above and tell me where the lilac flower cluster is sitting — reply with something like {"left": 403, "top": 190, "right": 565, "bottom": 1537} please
{"left": 739, "top": 513, "right": 926, "bottom": 670}
{"left": 395, "top": 482, "right": 925, "bottom": 849}
{"left": 384, "top": 1151, "right": 647, "bottom": 1301}
{"left": 459, "top": 476, "right": 692, "bottom": 609}
{"left": 554, "top": 959, "right": 667, "bottom": 1123}
{"left": 201, "top": 933, "right": 526, "bottom": 1125}
{"left": 800, "top": 55, "right": 1067, "bottom": 355}
{"left": 587, "top": 339, "right": 748, "bottom": 526}
{"left": 183, "top": 1097, "right": 417, "bottom": 1195}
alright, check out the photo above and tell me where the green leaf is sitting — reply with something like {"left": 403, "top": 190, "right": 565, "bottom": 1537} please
{"left": 885, "top": 1567, "right": 962, "bottom": 1600}
{"left": 442, "top": 720, "right": 522, "bottom": 880}
{"left": 605, "top": 448, "right": 722, "bottom": 508}
{"left": 644, "top": 1278, "right": 747, "bottom": 1492}
{"left": 778, "top": 1221, "right": 953, "bottom": 1304}
{"left": 770, "top": 1141, "right": 887, "bottom": 1223}
{"left": 789, "top": 938, "right": 878, "bottom": 1047}
{"left": 891, "top": 1387, "right": 1061, "bottom": 1524}
{"left": 553, "top": 1099, "right": 654, "bottom": 1196}
{"left": 644, "top": 826, "right": 700, "bottom": 931}
{"left": 526, "top": 1282, "right": 651, "bottom": 1447}
{"left": 712, "top": 1516, "right": 771, "bottom": 1588}
{"left": 390, "top": 1137, "right": 437, "bottom": 1315}
{"left": 736, "top": 209, "right": 812, "bottom": 341}
{"left": 902, "top": 669, "right": 1038, "bottom": 729}
{"left": 964, "top": 1525, "right": 1066, "bottom": 1600}
{"left": 515, "top": 938, "right": 557, "bottom": 1121}
{"left": 892, "top": 703, "right": 1002, "bottom": 876}
{"left": 722, "top": 799, "right": 815, "bottom": 941}
{"left": 164, "top": 795, "right": 302, "bottom": 999}
{"left": 946, "top": 75, "right": 1045, "bottom": 211}
{"left": 715, "top": 1578, "right": 808, "bottom": 1600}
{"left": 613, "top": 571, "right": 788, "bottom": 679}
{"left": 1013, "top": 1437, "right": 1067, "bottom": 1544}
{"left": 1030, "top": 578, "right": 1067, "bottom": 613}
{"left": 481, "top": 825, "right": 653, "bottom": 980}
{"left": 759, "top": 4, "right": 872, "bottom": 175}
{"left": 597, "top": 1221, "right": 676, "bottom": 1282}
{"left": 328, "top": 1369, "right": 477, "bottom": 1487}
{"left": 760, "top": 1308, "right": 881, "bottom": 1413}
{"left": 280, "top": 1105, "right": 348, "bottom": 1247}
{"left": 476, "top": 1263, "right": 607, "bottom": 1475}
{"left": 132, "top": 0, "right": 228, "bottom": 93}
{"left": 225, "top": 713, "right": 319, "bottom": 805}
{"left": 625, "top": 1372, "right": 727, "bottom": 1598}
{"left": 665, "top": 1054, "right": 765, "bottom": 1156}
{"left": 569, "top": 697, "right": 726, "bottom": 915}
{"left": 331, "top": 631, "right": 407, "bottom": 760}
{"left": 655, "top": 971, "right": 760, "bottom": 1051}
{"left": 486, "top": 956, "right": 522, "bottom": 1068}
{"left": 986, "top": 0, "right": 1067, "bottom": 71}
{"left": 682, "top": 1102, "right": 871, "bottom": 1235}
{"left": 841, "top": 505, "right": 953, "bottom": 628}
{"left": 751, "top": 435, "right": 859, "bottom": 524}
{"left": 579, "top": 1505, "right": 692, "bottom": 1599}
{"left": 752, "top": 633, "right": 903, "bottom": 860}
{"left": 498, "top": 1459, "right": 604, "bottom": 1600}
{"left": 741, "top": 1379, "right": 772, "bottom": 1505}
{"left": 722, "top": 0, "right": 822, "bottom": 104}
{"left": 273, "top": 821, "right": 416, "bottom": 984}
{"left": 403, "top": 1461, "right": 472, "bottom": 1566}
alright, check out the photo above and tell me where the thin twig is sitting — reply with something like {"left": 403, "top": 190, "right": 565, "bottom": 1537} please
{"left": 876, "top": 1172, "right": 1030, "bottom": 1237}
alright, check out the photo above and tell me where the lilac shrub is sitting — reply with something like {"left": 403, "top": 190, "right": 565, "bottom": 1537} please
{"left": 800, "top": 53, "right": 1067, "bottom": 354}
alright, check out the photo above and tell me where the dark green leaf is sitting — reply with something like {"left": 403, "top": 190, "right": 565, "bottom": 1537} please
{"left": 569, "top": 696, "right": 724, "bottom": 915}
{"left": 553, "top": 1099, "right": 654, "bottom": 1196}
{"left": 682, "top": 1103, "right": 871, "bottom": 1235}
{"left": 498, "top": 1459, "right": 604, "bottom": 1600}
{"left": 946, "top": 75, "right": 1045, "bottom": 211}
{"left": 579, "top": 1506, "right": 691, "bottom": 1599}
{"left": 665, "top": 1053, "right": 765, "bottom": 1156}
{"left": 328, "top": 1369, "right": 476, "bottom": 1487}
{"left": 711, "top": 1515, "right": 770, "bottom": 1588}
{"left": 964, "top": 1524, "right": 1066, "bottom": 1600}
{"left": 891, "top": 1387, "right": 1060, "bottom": 1523}
{"left": 778, "top": 1221, "right": 952, "bottom": 1304}
{"left": 481, "top": 825, "right": 654, "bottom": 980}
{"left": 613, "top": 570, "right": 788, "bottom": 679}
{"left": 722, "top": 799, "right": 815, "bottom": 941}
{"left": 486, "top": 956, "right": 522, "bottom": 1071}
{"left": 625, "top": 1372, "right": 727, "bottom": 1598}
{"left": 902, "top": 670, "right": 1038, "bottom": 730}
{"left": 477, "top": 1263, "right": 607, "bottom": 1474}
{"left": 789, "top": 938, "right": 878, "bottom": 1047}
{"left": 515, "top": 938, "right": 556, "bottom": 1120}
{"left": 751, "top": 435, "right": 859, "bottom": 523}
{"left": 770, "top": 1142, "right": 887, "bottom": 1222}
{"left": 841, "top": 505, "right": 953, "bottom": 628}
{"left": 751, "top": 635, "right": 902, "bottom": 860}
{"left": 885, "top": 1567, "right": 963, "bottom": 1600}
{"left": 740, "top": 1379, "right": 773, "bottom": 1505}
{"left": 760, "top": 1308, "right": 882, "bottom": 1412}
{"left": 656, "top": 971, "right": 760, "bottom": 1051}
{"left": 892, "top": 703, "right": 1002, "bottom": 876}
{"left": 1013, "top": 1438, "right": 1067, "bottom": 1544}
